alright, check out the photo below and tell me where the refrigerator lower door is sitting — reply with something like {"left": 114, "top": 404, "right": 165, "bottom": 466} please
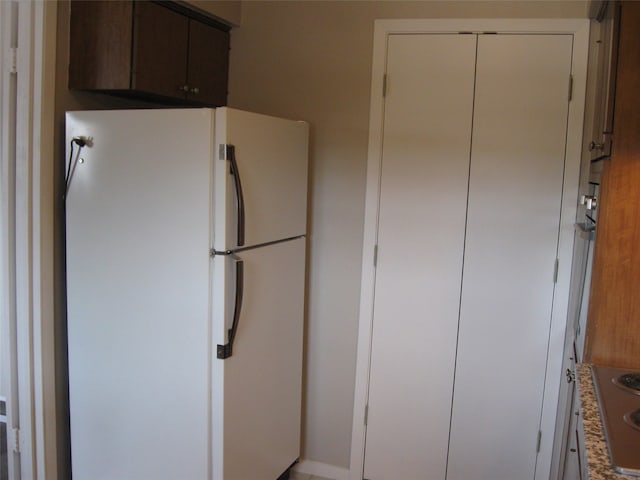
{"left": 212, "top": 238, "right": 305, "bottom": 480}
{"left": 213, "top": 107, "right": 309, "bottom": 251}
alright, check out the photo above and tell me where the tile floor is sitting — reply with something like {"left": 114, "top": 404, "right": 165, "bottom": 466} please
{"left": 290, "top": 472, "right": 332, "bottom": 480}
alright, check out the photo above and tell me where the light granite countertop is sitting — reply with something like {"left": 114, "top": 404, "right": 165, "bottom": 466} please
{"left": 576, "top": 363, "right": 638, "bottom": 480}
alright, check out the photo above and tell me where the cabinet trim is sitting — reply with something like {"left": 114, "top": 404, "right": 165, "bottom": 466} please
{"left": 155, "top": 1, "right": 231, "bottom": 32}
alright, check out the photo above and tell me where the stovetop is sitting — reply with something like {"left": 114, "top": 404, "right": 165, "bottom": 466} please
{"left": 624, "top": 409, "right": 640, "bottom": 432}
{"left": 592, "top": 366, "right": 640, "bottom": 476}
{"left": 614, "top": 373, "right": 640, "bottom": 396}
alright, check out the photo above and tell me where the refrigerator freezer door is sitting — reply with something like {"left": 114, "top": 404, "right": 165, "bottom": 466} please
{"left": 214, "top": 108, "right": 309, "bottom": 250}
{"left": 211, "top": 238, "right": 305, "bottom": 480}
{"left": 65, "top": 109, "right": 213, "bottom": 480}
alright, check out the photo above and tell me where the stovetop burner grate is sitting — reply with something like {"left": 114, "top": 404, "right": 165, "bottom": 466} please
{"left": 613, "top": 373, "right": 640, "bottom": 395}
{"left": 624, "top": 408, "right": 640, "bottom": 432}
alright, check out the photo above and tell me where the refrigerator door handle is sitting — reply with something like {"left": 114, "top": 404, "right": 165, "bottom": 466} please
{"left": 227, "top": 145, "right": 246, "bottom": 247}
{"left": 217, "top": 255, "right": 244, "bottom": 359}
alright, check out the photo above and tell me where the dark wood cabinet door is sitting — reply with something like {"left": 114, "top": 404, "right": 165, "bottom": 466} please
{"left": 132, "top": 1, "right": 189, "bottom": 99}
{"left": 187, "top": 20, "right": 230, "bottom": 106}
{"left": 68, "top": 0, "right": 229, "bottom": 106}
{"left": 69, "top": 1, "right": 133, "bottom": 90}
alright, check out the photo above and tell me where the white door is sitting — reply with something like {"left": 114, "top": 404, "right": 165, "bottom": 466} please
{"left": 211, "top": 238, "right": 305, "bottom": 480}
{"left": 447, "top": 34, "right": 573, "bottom": 480}
{"left": 365, "top": 33, "right": 573, "bottom": 480}
{"left": 66, "top": 109, "right": 213, "bottom": 480}
{"left": 213, "top": 108, "right": 309, "bottom": 251}
{"left": 363, "top": 34, "right": 477, "bottom": 480}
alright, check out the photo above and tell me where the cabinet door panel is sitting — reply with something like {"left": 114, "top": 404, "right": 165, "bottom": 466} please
{"left": 447, "top": 34, "right": 573, "bottom": 480}
{"left": 188, "top": 20, "right": 229, "bottom": 106}
{"left": 132, "top": 1, "right": 188, "bottom": 99}
{"left": 364, "top": 34, "right": 477, "bottom": 480}
{"left": 68, "top": 0, "right": 133, "bottom": 90}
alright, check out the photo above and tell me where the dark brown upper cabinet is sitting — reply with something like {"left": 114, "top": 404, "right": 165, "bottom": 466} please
{"left": 68, "top": 1, "right": 230, "bottom": 107}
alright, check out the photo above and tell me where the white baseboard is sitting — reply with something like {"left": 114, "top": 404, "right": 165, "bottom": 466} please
{"left": 293, "top": 459, "right": 350, "bottom": 480}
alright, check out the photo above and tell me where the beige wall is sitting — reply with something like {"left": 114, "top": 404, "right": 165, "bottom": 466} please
{"left": 228, "top": 0, "right": 589, "bottom": 469}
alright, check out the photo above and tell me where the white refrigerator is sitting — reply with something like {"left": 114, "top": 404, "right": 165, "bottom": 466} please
{"left": 64, "top": 108, "right": 309, "bottom": 480}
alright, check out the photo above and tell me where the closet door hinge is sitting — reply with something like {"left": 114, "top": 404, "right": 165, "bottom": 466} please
{"left": 8, "top": 47, "right": 17, "bottom": 74}
{"left": 382, "top": 74, "right": 387, "bottom": 97}
{"left": 553, "top": 258, "right": 559, "bottom": 283}
{"left": 364, "top": 404, "right": 369, "bottom": 425}
{"left": 373, "top": 245, "right": 378, "bottom": 266}
{"left": 536, "top": 430, "right": 542, "bottom": 453}
{"left": 568, "top": 75, "right": 574, "bottom": 102}
{"left": 11, "top": 428, "right": 21, "bottom": 454}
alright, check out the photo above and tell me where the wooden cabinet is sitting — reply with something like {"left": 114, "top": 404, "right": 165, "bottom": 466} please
{"left": 586, "top": 1, "right": 640, "bottom": 370}
{"left": 561, "top": 348, "right": 588, "bottom": 480}
{"left": 130, "top": 1, "right": 190, "bottom": 100}
{"left": 69, "top": 1, "right": 230, "bottom": 106}
{"left": 563, "top": 395, "right": 588, "bottom": 480}
{"left": 577, "top": 2, "right": 620, "bottom": 236}
{"left": 186, "top": 18, "right": 229, "bottom": 107}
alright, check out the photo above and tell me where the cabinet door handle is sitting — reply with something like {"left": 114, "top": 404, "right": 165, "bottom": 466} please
{"left": 566, "top": 368, "right": 575, "bottom": 383}
{"left": 189, "top": 87, "right": 200, "bottom": 94}
{"left": 589, "top": 141, "right": 605, "bottom": 151}
{"left": 178, "top": 85, "right": 189, "bottom": 92}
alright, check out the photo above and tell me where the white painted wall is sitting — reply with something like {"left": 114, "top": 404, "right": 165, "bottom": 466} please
{"left": 228, "top": 1, "right": 590, "bottom": 470}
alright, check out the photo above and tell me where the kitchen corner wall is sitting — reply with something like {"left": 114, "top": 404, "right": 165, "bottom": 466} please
{"left": 228, "top": 0, "right": 590, "bottom": 470}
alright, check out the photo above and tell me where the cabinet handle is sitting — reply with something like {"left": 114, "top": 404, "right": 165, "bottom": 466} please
{"left": 579, "top": 195, "right": 597, "bottom": 210}
{"left": 570, "top": 448, "right": 577, "bottom": 453}
{"left": 189, "top": 87, "right": 200, "bottom": 94}
{"left": 589, "top": 141, "right": 605, "bottom": 151}
{"left": 566, "top": 368, "right": 575, "bottom": 383}
{"left": 178, "top": 85, "right": 189, "bottom": 93}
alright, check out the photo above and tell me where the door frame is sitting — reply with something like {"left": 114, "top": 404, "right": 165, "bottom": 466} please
{"left": 350, "top": 18, "right": 589, "bottom": 480}
{"left": 0, "top": 1, "right": 58, "bottom": 478}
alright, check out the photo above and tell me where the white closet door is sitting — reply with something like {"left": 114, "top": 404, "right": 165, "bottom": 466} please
{"left": 447, "top": 34, "right": 573, "bottom": 480}
{"left": 364, "top": 34, "right": 476, "bottom": 480}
